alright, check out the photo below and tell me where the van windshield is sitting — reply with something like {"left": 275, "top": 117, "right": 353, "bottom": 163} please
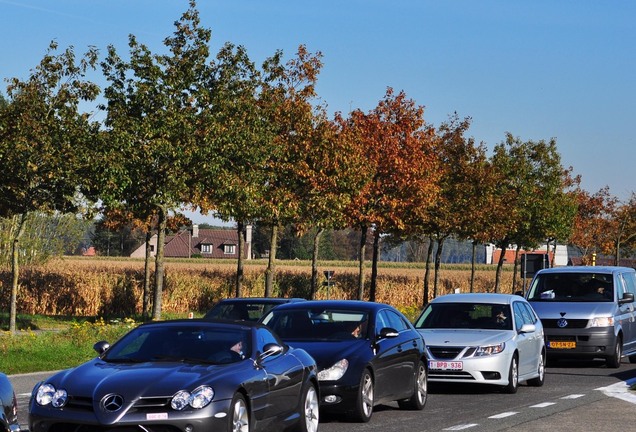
{"left": 527, "top": 272, "right": 614, "bottom": 302}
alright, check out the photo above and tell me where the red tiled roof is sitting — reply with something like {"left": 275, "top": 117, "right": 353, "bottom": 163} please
{"left": 164, "top": 228, "right": 244, "bottom": 259}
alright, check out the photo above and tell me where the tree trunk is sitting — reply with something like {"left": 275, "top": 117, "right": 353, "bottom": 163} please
{"left": 494, "top": 242, "right": 507, "bottom": 293}
{"left": 357, "top": 225, "right": 367, "bottom": 300}
{"left": 433, "top": 236, "right": 445, "bottom": 297}
{"left": 265, "top": 224, "right": 278, "bottom": 297}
{"left": 152, "top": 205, "right": 167, "bottom": 320}
{"left": 423, "top": 236, "right": 434, "bottom": 306}
{"left": 143, "top": 230, "right": 152, "bottom": 320}
{"left": 310, "top": 228, "right": 324, "bottom": 300}
{"left": 235, "top": 221, "right": 245, "bottom": 297}
{"left": 470, "top": 241, "right": 477, "bottom": 293}
{"left": 370, "top": 228, "right": 380, "bottom": 302}
{"left": 9, "top": 213, "right": 27, "bottom": 334}
{"left": 511, "top": 245, "right": 520, "bottom": 293}
{"left": 615, "top": 239, "right": 621, "bottom": 266}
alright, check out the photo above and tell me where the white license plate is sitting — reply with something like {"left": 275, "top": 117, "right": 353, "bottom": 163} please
{"left": 429, "top": 360, "right": 463, "bottom": 371}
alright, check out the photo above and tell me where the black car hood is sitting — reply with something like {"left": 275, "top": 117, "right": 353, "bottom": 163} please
{"left": 47, "top": 357, "right": 242, "bottom": 399}
{"left": 285, "top": 340, "right": 368, "bottom": 369}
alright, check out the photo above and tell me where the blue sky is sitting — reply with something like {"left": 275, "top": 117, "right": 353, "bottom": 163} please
{"left": 2, "top": 0, "right": 634, "bottom": 223}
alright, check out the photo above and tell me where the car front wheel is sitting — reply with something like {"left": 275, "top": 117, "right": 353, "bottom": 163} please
{"left": 352, "top": 369, "right": 374, "bottom": 422}
{"left": 230, "top": 393, "right": 249, "bottom": 432}
{"left": 296, "top": 382, "right": 319, "bottom": 432}
{"left": 502, "top": 355, "right": 519, "bottom": 394}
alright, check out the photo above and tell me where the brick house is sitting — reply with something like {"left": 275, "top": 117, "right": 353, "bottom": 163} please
{"left": 130, "top": 225, "right": 252, "bottom": 259}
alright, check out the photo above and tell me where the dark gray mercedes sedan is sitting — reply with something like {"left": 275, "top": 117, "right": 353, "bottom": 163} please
{"left": 29, "top": 319, "right": 319, "bottom": 432}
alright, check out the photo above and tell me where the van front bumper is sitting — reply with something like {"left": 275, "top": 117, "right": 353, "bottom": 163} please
{"left": 544, "top": 327, "right": 617, "bottom": 359}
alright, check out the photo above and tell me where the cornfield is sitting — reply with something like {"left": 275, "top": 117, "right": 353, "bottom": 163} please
{"left": 0, "top": 257, "right": 517, "bottom": 319}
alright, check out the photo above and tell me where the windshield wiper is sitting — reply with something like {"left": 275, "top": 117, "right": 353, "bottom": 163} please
{"left": 103, "top": 357, "right": 147, "bottom": 363}
{"left": 151, "top": 356, "right": 214, "bottom": 364}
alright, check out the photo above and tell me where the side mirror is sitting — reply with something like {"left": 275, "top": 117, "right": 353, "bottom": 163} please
{"left": 377, "top": 327, "right": 399, "bottom": 339}
{"left": 258, "top": 343, "right": 283, "bottom": 362}
{"left": 619, "top": 292, "right": 635, "bottom": 305}
{"left": 93, "top": 340, "right": 110, "bottom": 355}
{"left": 519, "top": 324, "right": 536, "bottom": 334}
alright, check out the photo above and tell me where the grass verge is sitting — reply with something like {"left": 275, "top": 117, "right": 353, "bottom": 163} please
{"left": 0, "top": 317, "right": 141, "bottom": 375}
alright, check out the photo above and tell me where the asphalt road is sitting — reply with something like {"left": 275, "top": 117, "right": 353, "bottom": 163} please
{"left": 10, "top": 358, "right": 636, "bottom": 432}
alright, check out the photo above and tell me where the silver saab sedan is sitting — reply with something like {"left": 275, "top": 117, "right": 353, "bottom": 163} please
{"left": 414, "top": 293, "right": 545, "bottom": 393}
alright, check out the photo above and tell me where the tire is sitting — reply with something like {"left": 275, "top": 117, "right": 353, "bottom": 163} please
{"left": 295, "top": 382, "right": 319, "bottom": 432}
{"left": 606, "top": 337, "right": 623, "bottom": 369}
{"left": 398, "top": 360, "right": 427, "bottom": 410}
{"left": 527, "top": 352, "right": 545, "bottom": 387}
{"left": 229, "top": 393, "right": 249, "bottom": 432}
{"left": 502, "top": 355, "right": 519, "bottom": 394}
{"left": 352, "top": 369, "right": 374, "bottom": 422}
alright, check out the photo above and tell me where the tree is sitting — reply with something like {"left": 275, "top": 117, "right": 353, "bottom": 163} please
{"left": 292, "top": 114, "right": 368, "bottom": 298}
{"left": 570, "top": 186, "right": 618, "bottom": 263}
{"left": 191, "top": 42, "right": 269, "bottom": 298}
{"left": 97, "top": 1, "right": 212, "bottom": 319}
{"left": 611, "top": 193, "right": 636, "bottom": 265}
{"left": 419, "top": 114, "right": 484, "bottom": 299}
{"left": 344, "top": 89, "right": 440, "bottom": 301}
{"left": 0, "top": 41, "right": 100, "bottom": 333}
{"left": 257, "top": 45, "right": 325, "bottom": 297}
{"left": 489, "top": 134, "right": 575, "bottom": 292}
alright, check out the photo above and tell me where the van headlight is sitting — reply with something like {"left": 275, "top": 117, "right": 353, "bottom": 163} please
{"left": 589, "top": 317, "right": 614, "bottom": 327}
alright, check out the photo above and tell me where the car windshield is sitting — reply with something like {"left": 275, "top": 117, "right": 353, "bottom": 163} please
{"left": 204, "top": 302, "right": 281, "bottom": 321}
{"left": 262, "top": 308, "right": 369, "bottom": 341}
{"left": 527, "top": 272, "right": 614, "bottom": 302}
{"left": 414, "top": 303, "right": 513, "bottom": 330}
{"left": 102, "top": 325, "right": 252, "bottom": 364}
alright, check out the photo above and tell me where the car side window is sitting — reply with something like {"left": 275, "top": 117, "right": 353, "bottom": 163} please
{"left": 380, "top": 310, "right": 408, "bottom": 332}
{"left": 518, "top": 302, "right": 536, "bottom": 324}
{"left": 616, "top": 275, "right": 627, "bottom": 299}
{"left": 512, "top": 302, "right": 526, "bottom": 331}
{"left": 256, "top": 327, "right": 281, "bottom": 353}
{"left": 621, "top": 272, "right": 636, "bottom": 296}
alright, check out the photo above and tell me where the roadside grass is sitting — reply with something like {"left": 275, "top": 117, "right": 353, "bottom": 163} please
{"left": 0, "top": 313, "right": 193, "bottom": 375}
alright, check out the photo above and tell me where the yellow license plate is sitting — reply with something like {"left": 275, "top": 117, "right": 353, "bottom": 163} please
{"left": 549, "top": 341, "right": 576, "bottom": 349}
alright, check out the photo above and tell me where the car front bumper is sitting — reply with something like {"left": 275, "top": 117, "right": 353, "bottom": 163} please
{"left": 317, "top": 381, "right": 359, "bottom": 413}
{"left": 29, "top": 398, "right": 233, "bottom": 432}
{"left": 427, "top": 352, "right": 514, "bottom": 386}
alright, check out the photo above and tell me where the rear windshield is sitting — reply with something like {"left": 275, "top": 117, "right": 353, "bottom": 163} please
{"left": 262, "top": 308, "right": 369, "bottom": 341}
{"left": 527, "top": 272, "right": 614, "bottom": 302}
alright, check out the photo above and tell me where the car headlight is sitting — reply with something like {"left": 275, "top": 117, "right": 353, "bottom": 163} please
{"left": 589, "top": 317, "right": 614, "bottom": 327}
{"left": 171, "top": 386, "right": 215, "bottom": 410}
{"left": 36, "top": 383, "right": 68, "bottom": 408}
{"left": 317, "top": 359, "right": 349, "bottom": 381}
{"left": 474, "top": 343, "right": 505, "bottom": 356}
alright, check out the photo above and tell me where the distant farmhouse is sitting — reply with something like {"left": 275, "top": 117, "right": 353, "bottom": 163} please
{"left": 485, "top": 244, "right": 569, "bottom": 267}
{"left": 130, "top": 225, "right": 252, "bottom": 259}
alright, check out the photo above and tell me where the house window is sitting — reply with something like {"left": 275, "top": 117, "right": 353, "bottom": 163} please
{"left": 224, "top": 245, "right": 236, "bottom": 255}
{"left": 201, "top": 244, "right": 212, "bottom": 253}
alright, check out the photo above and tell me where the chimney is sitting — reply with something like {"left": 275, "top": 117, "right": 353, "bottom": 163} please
{"left": 192, "top": 224, "right": 199, "bottom": 238}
